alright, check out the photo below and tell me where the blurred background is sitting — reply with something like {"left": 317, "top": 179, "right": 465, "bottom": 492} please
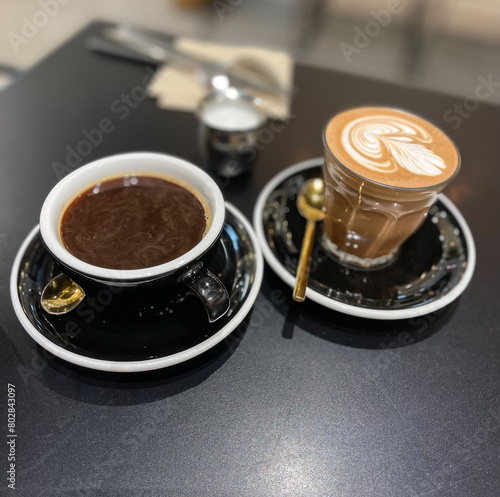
{"left": 0, "top": 0, "right": 499, "bottom": 101}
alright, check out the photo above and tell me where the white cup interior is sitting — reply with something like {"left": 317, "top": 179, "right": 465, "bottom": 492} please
{"left": 40, "top": 152, "right": 225, "bottom": 282}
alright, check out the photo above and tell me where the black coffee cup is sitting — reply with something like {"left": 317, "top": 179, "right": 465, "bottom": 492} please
{"left": 39, "top": 152, "right": 230, "bottom": 322}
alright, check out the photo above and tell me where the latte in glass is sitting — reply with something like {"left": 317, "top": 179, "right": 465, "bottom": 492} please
{"left": 322, "top": 107, "right": 460, "bottom": 268}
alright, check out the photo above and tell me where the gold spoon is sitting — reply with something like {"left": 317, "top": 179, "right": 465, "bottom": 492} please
{"left": 293, "top": 178, "right": 325, "bottom": 302}
{"left": 40, "top": 273, "right": 86, "bottom": 315}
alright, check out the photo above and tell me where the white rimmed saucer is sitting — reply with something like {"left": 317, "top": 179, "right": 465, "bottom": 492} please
{"left": 253, "top": 158, "right": 476, "bottom": 320}
{"left": 11, "top": 203, "right": 263, "bottom": 372}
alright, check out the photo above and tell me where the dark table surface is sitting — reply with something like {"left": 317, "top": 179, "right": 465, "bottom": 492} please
{"left": 1, "top": 22, "right": 499, "bottom": 497}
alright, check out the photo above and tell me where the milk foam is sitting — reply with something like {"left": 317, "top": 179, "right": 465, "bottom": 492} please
{"left": 325, "top": 107, "right": 459, "bottom": 188}
{"left": 341, "top": 115, "right": 446, "bottom": 177}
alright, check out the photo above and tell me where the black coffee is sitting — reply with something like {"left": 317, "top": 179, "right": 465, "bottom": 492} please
{"left": 60, "top": 175, "right": 207, "bottom": 270}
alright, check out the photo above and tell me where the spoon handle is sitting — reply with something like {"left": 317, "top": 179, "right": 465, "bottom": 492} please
{"left": 293, "top": 220, "right": 316, "bottom": 302}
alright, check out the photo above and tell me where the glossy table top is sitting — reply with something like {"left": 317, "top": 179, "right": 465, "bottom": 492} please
{"left": 1, "top": 22, "right": 499, "bottom": 496}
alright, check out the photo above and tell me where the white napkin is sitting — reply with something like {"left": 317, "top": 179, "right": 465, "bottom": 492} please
{"left": 147, "top": 38, "right": 294, "bottom": 119}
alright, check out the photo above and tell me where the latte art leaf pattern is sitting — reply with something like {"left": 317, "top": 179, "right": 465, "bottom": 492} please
{"left": 341, "top": 115, "right": 447, "bottom": 176}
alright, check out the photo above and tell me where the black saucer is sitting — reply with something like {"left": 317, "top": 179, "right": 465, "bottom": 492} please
{"left": 253, "top": 158, "right": 476, "bottom": 320}
{"left": 11, "top": 203, "right": 263, "bottom": 371}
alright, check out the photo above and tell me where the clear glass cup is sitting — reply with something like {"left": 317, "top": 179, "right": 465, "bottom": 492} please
{"left": 322, "top": 108, "right": 461, "bottom": 268}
